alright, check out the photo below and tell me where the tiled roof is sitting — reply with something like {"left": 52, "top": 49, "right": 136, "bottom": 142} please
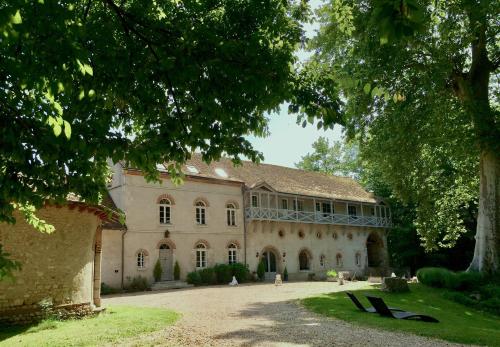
{"left": 174, "top": 154, "right": 378, "bottom": 204}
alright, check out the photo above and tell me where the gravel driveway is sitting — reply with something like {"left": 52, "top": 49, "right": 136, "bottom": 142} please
{"left": 102, "top": 281, "right": 465, "bottom": 347}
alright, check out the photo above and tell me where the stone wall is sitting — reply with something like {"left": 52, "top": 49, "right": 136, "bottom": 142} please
{"left": 0, "top": 207, "right": 99, "bottom": 324}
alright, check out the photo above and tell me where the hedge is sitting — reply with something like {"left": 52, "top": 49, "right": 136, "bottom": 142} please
{"left": 186, "top": 263, "right": 250, "bottom": 286}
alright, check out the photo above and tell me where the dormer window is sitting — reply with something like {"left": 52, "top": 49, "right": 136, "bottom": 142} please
{"left": 215, "top": 167, "right": 228, "bottom": 178}
{"left": 186, "top": 165, "right": 199, "bottom": 174}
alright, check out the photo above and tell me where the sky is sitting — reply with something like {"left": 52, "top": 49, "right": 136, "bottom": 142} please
{"left": 245, "top": 0, "right": 343, "bottom": 168}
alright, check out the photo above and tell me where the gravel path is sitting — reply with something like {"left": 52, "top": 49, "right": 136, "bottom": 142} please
{"left": 102, "top": 281, "right": 466, "bottom": 347}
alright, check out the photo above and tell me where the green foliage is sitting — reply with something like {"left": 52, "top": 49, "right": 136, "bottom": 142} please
{"left": 100, "top": 282, "right": 120, "bottom": 295}
{"left": 198, "top": 268, "right": 217, "bottom": 285}
{"left": 186, "top": 271, "right": 201, "bottom": 286}
{"left": 230, "top": 263, "right": 250, "bottom": 283}
{"left": 153, "top": 260, "right": 162, "bottom": 282}
{"left": 0, "top": 244, "right": 21, "bottom": 281}
{"left": 283, "top": 267, "right": 288, "bottom": 281}
{"left": 0, "top": 0, "right": 306, "bottom": 225}
{"left": 126, "top": 275, "right": 150, "bottom": 292}
{"left": 257, "top": 261, "right": 266, "bottom": 281}
{"left": 214, "top": 264, "right": 233, "bottom": 284}
{"left": 326, "top": 269, "right": 337, "bottom": 278}
{"left": 416, "top": 267, "right": 457, "bottom": 288}
{"left": 173, "top": 261, "right": 180, "bottom": 281}
{"left": 290, "top": 0, "right": 500, "bottom": 260}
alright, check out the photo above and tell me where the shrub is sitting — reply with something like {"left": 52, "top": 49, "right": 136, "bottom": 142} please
{"left": 126, "top": 275, "right": 150, "bottom": 292}
{"left": 283, "top": 267, "right": 288, "bottom": 281}
{"left": 153, "top": 260, "right": 162, "bottom": 282}
{"left": 257, "top": 261, "right": 265, "bottom": 281}
{"left": 443, "top": 291, "right": 478, "bottom": 307}
{"left": 231, "top": 263, "right": 250, "bottom": 283}
{"left": 479, "top": 284, "right": 500, "bottom": 300}
{"left": 199, "top": 268, "right": 217, "bottom": 285}
{"left": 174, "top": 261, "right": 180, "bottom": 280}
{"left": 214, "top": 264, "right": 233, "bottom": 283}
{"left": 416, "top": 267, "right": 456, "bottom": 288}
{"left": 101, "top": 282, "right": 119, "bottom": 295}
{"left": 454, "top": 271, "right": 486, "bottom": 291}
{"left": 186, "top": 271, "right": 201, "bottom": 285}
{"left": 480, "top": 297, "right": 500, "bottom": 316}
{"left": 326, "top": 269, "right": 337, "bottom": 278}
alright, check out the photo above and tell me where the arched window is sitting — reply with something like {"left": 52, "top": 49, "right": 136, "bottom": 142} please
{"left": 299, "top": 250, "right": 310, "bottom": 271}
{"left": 336, "top": 253, "right": 343, "bottom": 267}
{"left": 159, "top": 198, "right": 171, "bottom": 224}
{"left": 228, "top": 243, "right": 237, "bottom": 264}
{"left": 136, "top": 250, "right": 147, "bottom": 269}
{"left": 319, "top": 254, "right": 326, "bottom": 268}
{"left": 195, "top": 243, "right": 207, "bottom": 268}
{"left": 226, "top": 203, "right": 236, "bottom": 226}
{"left": 195, "top": 201, "right": 207, "bottom": 225}
{"left": 355, "top": 252, "right": 362, "bottom": 267}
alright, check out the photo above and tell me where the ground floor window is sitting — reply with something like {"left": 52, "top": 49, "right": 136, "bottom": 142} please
{"left": 299, "top": 250, "right": 310, "bottom": 270}
{"left": 196, "top": 244, "right": 207, "bottom": 268}
{"left": 355, "top": 252, "right": 362, "bottom": 266}
{"left": 136, "top": 250, "right": 146, "bottom": 269}
{"left": 336, "top": 253, "right": 343, "bottom": 267}
{"left": 228, "top": 244, "right": 237, "bottom": 264}
{"left": 319, "top": 254, "right": 325, "bottom": 268}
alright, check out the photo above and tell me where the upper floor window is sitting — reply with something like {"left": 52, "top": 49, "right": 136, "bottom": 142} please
{"left": 195, "top": 243, "right": 207, "bottom": 268}
{"left": 348, "top": 205, "right": 357, "bottom": 216}
{"left": 228, "top": 243, "right": 237, "bottom": 264}
{"left": 371, "top": 207, "right": 376, "bottom": 216}
{"left": 159, "top": 198, "right": 171, "bottom": 224}
{"left": 226, "top": 203, "right": 236, "bottom": 226}
{"left": 251, "top": 195, "right": 259, "bottom": 207}
{"left": 281, "top": 199, "right": 288, "bottom": 210}
{"left": 293, "top": 199, "right": 304, "bottom": 211}
{"left": 322, "top": 202, "right": 332, "bottom": 216}
{"left": 195, "top": 201, "right": 207, "bottom": 225}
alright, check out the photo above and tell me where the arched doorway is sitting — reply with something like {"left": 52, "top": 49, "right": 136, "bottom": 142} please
{"left": 261, "top": 248, "right": 279, "bottom": 280}
{"left": 299, "top": 249, "right": 311, "bottom": 271}
{"left": 366, "top": 233, "right": 384, "bottom": 267}
{"left": 159, "top": 244, "right": 173, "bottom": 281}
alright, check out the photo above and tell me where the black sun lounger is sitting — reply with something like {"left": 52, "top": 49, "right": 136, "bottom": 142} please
{"left": 346, "top": 292, "right": 402, "bottom": 313}
{"left": 366, "top": 295, "right": 439, "bottom": 323}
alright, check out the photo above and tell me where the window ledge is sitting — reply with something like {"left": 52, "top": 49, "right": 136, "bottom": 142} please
{"left": 195, "top": 224, "right": 209, "bottom": 228}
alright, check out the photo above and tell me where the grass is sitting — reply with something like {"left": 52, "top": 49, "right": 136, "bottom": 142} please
{"left": 0, "top": 306, "right": 180, "bottom": 347}
{"left": 302, "top": 284, "right": 500, "bottom": 346}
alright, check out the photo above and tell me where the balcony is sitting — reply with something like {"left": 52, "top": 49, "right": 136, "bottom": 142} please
{"left": 245, "top": 207, "right": 391, "bottom": 228}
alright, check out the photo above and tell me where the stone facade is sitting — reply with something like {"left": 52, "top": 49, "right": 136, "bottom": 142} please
{"left": 102, "top": 161, "right": 389, "bottom": 287}
{"left": 0, "top": 206, "right": 103, "bottom": 324}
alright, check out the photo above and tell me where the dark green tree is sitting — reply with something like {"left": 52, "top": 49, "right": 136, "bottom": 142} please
{"left": 290, "top": 0, "right": 499, "bottom": 272}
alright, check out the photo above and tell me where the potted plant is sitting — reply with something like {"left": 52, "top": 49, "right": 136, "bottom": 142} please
{"left": 326, "top": 269, "right": 338, "bottom": 282}
{"left": 283, "top": 267, "right": 288, "bottom": 281}
{"left": 257, "top": 261, "right": 265, "bottom": 281}
{"left": 153, "top": 260, "right": 162, "bottom": 282}
{"left": 174, "top": 261, "right": 180, "bottom": 280}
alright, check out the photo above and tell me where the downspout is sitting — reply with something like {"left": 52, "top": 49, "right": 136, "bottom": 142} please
{"left": 121, "top": 228, "right": 127, "bottom": 289}
{"left": 242, "top": 185, "right": 247, "bottom": 266}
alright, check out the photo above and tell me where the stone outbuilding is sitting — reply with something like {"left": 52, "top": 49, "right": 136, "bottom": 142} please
{"left": 0, "top": 197, "right": 119, "bottom": 325}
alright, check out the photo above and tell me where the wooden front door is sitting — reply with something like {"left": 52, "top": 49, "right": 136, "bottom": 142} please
{"left": 159, "top": 244, "right": 173, "bottom": 281}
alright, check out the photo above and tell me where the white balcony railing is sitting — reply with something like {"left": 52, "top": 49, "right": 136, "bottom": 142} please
{"left": 245, "top": 207, "right": 391, "bottom": 228}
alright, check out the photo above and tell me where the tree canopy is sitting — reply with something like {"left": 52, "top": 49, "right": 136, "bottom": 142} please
{"left": 291, "top": 0, "right": 499, "bottom": 271}
{"left": 0, "top": 0, "right": 306, "bottom": 226}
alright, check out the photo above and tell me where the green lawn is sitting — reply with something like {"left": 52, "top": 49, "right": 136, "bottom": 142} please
{"left": 0, "top": 306, "right": 180, "bottom": 347}
{"left": 302, "top": 284, "right": 500, "bottom": 346}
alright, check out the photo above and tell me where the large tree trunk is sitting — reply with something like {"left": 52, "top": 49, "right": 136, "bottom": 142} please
{"left": 467, "top": 150, "right": 500, "bottom": 272}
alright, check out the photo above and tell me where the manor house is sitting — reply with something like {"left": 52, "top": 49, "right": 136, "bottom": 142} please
{"left": 102, "top": 154, "right": 391, "bottom": 287}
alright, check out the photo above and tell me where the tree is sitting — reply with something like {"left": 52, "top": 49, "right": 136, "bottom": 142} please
{"left": 290, "top": 0, "right": 499, "bottom": 272}
{"left": 295, "top": 136, "right": 361, "bottom": 179}
{"left": 0, "top": 0, "right": 305, "bottom": 222}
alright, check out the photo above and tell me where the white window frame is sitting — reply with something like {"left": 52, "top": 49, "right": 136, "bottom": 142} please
{"left": 137, "top": 251, "right": 146, "bottom": 269}
{"left": 228, "top": 244, "right": 237, "bottom": 264}
{"left": 195, "top": 243, "right": 207, "bottom": 268}
{"left": 226, "top": 203, "right": 237, "bottom": 226}
{"left": 195, "top": 201, "right": 207, "bottom": 225}
{"left": 336, "top": 253, "right": 343, "bottom": 267}
{"left": 159, "top": 198, "right": 171, "bottom": 224}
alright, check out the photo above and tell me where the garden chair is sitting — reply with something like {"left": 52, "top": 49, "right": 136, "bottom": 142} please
{"left": 366, "top": 295, "right": 439, "bottom": 322}
{"left": 346, "top": 292, "right": 402, "bottom": 313}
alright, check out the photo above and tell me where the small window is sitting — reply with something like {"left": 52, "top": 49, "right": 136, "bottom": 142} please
{"left": 196, "top": 243, "right": 207, "bottom": 268}
{"left": 159, "top": 198, "right": 171, "bottom": 224}
{"left": 251, "top": 195, "right": 259, "bottom": 207}
{"left": 355, "top": 252, "right": 362, "bottom": 267}
{"left": 228, "top": 243, "right": 237, "bottom": 264}
{"left": 137, "top": 251, "right": 146, "bottom": 269}
{"left": 281, "top": 199, "right": 288, "bottom": 210}
{"left": 226, "top": 203, "right": 236, "bottom": 226}
{"left": 348, "top": 205, "right": 357, "bottom": 216}
{"left": 196, "top": 201, "right": 206, "bottom": 225}
{"left": 336, "top": 253, "right": 343, "bottom": 267}
{"left": 215, "top": 167, "right": 228, "bottom": 178}
{"left": 186, "top": 165, "right": 199, "bottom": 174}
{"left": 319, "top": 254, "right": 326, "bottom": 268}
{"left": 299, "top": 250, "right": 310, "bottom": 270}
